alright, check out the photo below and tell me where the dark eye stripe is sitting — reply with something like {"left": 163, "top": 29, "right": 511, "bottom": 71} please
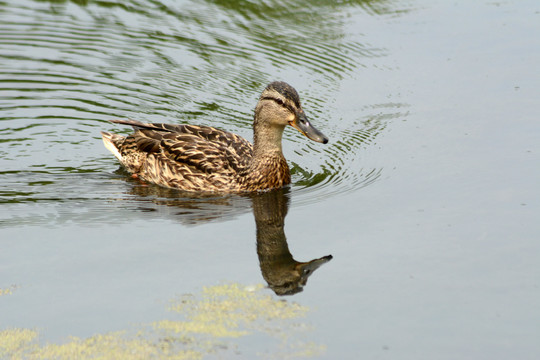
{"left": 261, "top": 96, "right": 295, "bottom": 113}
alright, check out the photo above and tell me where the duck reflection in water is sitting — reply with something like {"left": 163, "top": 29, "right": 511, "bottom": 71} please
{"left": 121, "top": 181, "right": 332, "bottom": 296}
{"left": 252, "top": 188, "right": 332, "bottom": 295}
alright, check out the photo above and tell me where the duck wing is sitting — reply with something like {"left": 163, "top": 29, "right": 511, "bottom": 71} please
{"left": 159, "top": 129, "right": 253, "bottom": 174}
{"left": 111, "top": 119, "right": 253, "bottom": 174}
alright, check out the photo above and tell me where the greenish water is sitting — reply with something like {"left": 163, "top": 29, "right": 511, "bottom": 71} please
{"left": 1, "top": 0, "right": 540, "bottom": 358}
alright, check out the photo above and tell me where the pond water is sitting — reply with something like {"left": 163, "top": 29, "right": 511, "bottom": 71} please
{"left": 1, "top": 0, "right": 540, "bottom": 358}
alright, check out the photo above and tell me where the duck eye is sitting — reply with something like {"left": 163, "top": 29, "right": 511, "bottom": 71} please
{"left": 275, "top": 98, "right": 284, "bottom": 106}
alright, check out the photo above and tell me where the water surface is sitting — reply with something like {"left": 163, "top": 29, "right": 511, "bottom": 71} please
{"left": 1, "top": 0, "right": 540, "bottom": 358}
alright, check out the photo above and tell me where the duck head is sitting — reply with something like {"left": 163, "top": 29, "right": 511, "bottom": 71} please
{"left": 255, "top": 81, "right": 329, "bottom": 144}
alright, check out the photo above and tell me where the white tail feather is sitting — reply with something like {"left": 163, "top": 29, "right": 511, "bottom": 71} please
{"left": 101, "top": 131, "right": 123, "bottom": 162}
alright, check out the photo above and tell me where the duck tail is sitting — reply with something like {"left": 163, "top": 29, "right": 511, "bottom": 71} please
{"left": 101, "top": 131, "right": 124, "bottom": 162}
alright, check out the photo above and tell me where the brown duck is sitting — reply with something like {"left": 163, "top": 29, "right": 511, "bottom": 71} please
{"left": 101, "top": 81, "right": 328, "bottom": 192}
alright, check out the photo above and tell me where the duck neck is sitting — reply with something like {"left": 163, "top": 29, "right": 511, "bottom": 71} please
{"left": 252, "top": 123, "right": 285, "bottom": 159}
{"left": 240, "top": 122, "right": 290, "bottom": 189}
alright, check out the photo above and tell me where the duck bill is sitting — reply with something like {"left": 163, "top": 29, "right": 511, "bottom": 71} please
{"left": 295, "top": 255, "right": 333, "bottom": 284}
{"left": 289, "top": 113, "right": 329, "bottom": 144}
{"left": 301, "top": 255, "right": 333, "bottom": 274}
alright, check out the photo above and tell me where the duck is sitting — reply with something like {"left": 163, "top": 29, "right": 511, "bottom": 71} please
{"left": 101, "top": 81, "right": 328, "bottom": 192}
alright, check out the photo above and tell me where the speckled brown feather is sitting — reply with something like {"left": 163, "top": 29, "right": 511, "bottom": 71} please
{"left": 101, "top": 119, "right": 290, "bottom": 192}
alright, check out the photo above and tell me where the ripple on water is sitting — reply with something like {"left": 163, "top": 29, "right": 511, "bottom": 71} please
{"left": 288, "top": 102, "right": 409, "bottom": 206}
{"left": 0, "top": 0, "right": 410, "bottom": 226}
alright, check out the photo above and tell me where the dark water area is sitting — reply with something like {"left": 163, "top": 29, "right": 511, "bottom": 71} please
{"left": 1, "top": 0, "right": 540, "bottom": 358}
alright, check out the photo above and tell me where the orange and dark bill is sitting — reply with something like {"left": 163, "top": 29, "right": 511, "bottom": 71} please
{"left": 289, "top": 112, "right": 329, "bottom": 144}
